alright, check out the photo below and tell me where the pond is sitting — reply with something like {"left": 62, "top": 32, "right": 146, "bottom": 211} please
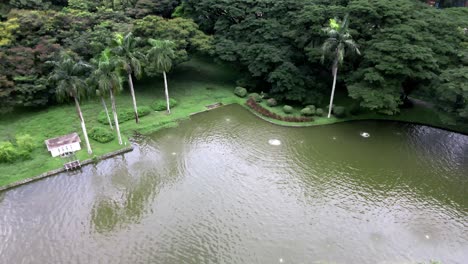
{"left": 1, "top": 104, "right": 467, "bottom": 263}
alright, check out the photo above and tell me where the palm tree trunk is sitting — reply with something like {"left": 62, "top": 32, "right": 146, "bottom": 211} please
{"left": 110, "top": 89, "right": 123, "bottom": 145}
{"left": 128, "top": 73, "right": 139, "bottom": 123}
{"left": 327, "top": 65, "right": 339, "bottom": 118}
{"left": 74, "top": 96, "right": 92, "bottom": 154}
{"left": 163, "top": 71, "right": 171, "bottom": 114}
{"left": 101, "top": 96, "right": 113, "bottom": 130}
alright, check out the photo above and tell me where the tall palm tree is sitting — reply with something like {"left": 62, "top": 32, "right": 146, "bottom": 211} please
{"left": 48, "top": 53, "right": 93, "bottom": 154}
{"left": 112, "top": 32, "right": 143, "bottom": 123}
{"left": 96, "top": 89, "right": 113, "bottom": 131}
{"left": 86, "top": 75, "right": 114, "bottom": 131}
{"left": 147, "top": 39, "right": 176, "bottom": 114}
{"left": 321, "top": 15, "right": 360, "bottom": 118}
{"left": 93, "top": 49, "right": 124, "bottom": 145}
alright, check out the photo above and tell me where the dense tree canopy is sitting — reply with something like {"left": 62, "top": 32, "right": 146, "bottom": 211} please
{"left": 0, "top": 2, "right": 210, "bottom": 112}
{"left": 185, "top": 0, "right": 468, "bottom": 120}
{"left": 0, "top": 0, "right": 467, "bottom": 124}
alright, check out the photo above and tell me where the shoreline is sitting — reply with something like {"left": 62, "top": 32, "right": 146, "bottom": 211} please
{"left": 2, "top": 102, "right": 467, "bottom": 192}
{"left": 0, "top": 146, "right": 134, "bottom": 192}
{"left": 240, "top": 103, "right": 468, "bottom": 136}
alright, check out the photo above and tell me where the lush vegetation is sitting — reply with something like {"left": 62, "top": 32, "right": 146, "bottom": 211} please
{"left": 0, "top": 57, "right": 241, "bottom": 186}
{"left": 184, "top": 0, "right": 467, "bottom": 120}
{"left": 0, "top": 0, "right": 467, "bottom": 186}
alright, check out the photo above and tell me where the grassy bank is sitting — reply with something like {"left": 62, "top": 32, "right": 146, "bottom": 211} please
{"left": 0, "top": 57, "right": 243, "bottom": 187}
{"left": 1, "top": 56, "right": 467, "bottom": 188}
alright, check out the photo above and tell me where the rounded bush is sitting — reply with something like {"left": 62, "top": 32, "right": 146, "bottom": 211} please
{"left": 283, "top": 105, "right": 293, "bottom": 114}
{"left": 16, "top": 134, "right": 36, "bottom": 152}
{"left": 333, "top": 106, "right": 346, "bottom": 118}
{"left": 89, "top": 127, "right": 115, "bottom": 143}
{"left": 234, "top": 87, "right": 248, "bottom": 98}
{"left": 0, "top": 142, "right": 19, "bottom": 163}
{"left": 266, "top": 98, "right": 278, "bottom": 107}
{"left": 249, "top": 93, "right": 262, "bottom": 102}
{"left": 151, "top": 98, "right": 178, "bottom": 111}
{"left": 316, "top": 108, "right": 324, "bottom": 117}
{"left": 300, "top": 107, "right": 314, "bottom": 116}
{"left": 306, "top": 105, "right": 316, "bottom": 112}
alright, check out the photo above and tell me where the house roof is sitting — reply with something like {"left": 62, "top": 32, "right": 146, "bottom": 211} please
{"left": 44, "top": 132, "right": 81, "bottom": 150}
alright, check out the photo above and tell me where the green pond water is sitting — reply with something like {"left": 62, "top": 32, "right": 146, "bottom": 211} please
{"left": 0, "top": 104, "right": 467, "bottom": 263}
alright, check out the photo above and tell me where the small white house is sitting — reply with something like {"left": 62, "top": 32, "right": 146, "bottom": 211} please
{"left": 45, "top": 132, "right": 81, "bottom": 157}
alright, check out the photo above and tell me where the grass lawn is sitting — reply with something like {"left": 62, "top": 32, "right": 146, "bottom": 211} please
{"left": 1, "top": 56, "right": 466, "bottom": 188}
{"left": 0, "top": 57, "right": 243, "bottom": 187}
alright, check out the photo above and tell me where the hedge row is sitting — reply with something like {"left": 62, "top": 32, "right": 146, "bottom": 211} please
{"left": 246, "top": 98, "right": 313, "bottom": 123}
{"left": 98, "top": 106, "right": 152, "bottom": 125}
{"left": 151, "top": 98, "right": 177, "bottom": 111}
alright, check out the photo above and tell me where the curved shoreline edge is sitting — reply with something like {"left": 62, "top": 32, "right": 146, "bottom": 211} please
{"left": 1, "top": 102, "right": 467, "bottom": 193}
{"left": 240, "top": 103, "right": 468, "bottom": 136}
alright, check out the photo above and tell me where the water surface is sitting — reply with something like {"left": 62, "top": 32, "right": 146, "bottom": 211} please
{"left": 1, "top": 105, "right": 467, "bottom": 263}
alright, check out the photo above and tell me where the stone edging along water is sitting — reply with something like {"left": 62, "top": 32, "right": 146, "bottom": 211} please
{"left": 0, "top": 146, "right": 134, "bottom": 192}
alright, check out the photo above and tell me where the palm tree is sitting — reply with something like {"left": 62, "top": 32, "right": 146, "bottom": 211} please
{"left": 112, "top": 32, "right": 143, "bottom": 123}
{"left": 147, "top": 39, "right": 176, "bottom": 114}
{"left": 93, "top": 49, "right": 124, "bottom": 145}
{"left": 321, "top": 15, "right": 360, "bottom": 118}
{"left": 96, "top": 89, "right": 113, "bottom": 130}
{"left": 48, "top": 53, "right": 93, "bottom": 154}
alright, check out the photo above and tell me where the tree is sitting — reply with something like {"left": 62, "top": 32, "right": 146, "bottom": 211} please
{"left": 112, "top": 32, "right": 143, "bottom": 123}
{"left": 321, "top": 15, "right": 360, "bottom": 118}
{"left": 93, "top": 49, "right": 124, "bottom": 145}
{"left": 48, "top": 53, "right": 93, "bottom": 154}
{"left": 98, "top": 89, "right": 114, "bottom": 130}
{"left": 432, "top": 67, "right": 468, "bottom": 120}
{"left": 147, "top": 39, "right": 176, "bottom": 114}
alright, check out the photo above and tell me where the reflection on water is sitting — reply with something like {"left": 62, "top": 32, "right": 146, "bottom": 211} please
{"left": 1, "top": 105, "right": 467, "bottom": 264}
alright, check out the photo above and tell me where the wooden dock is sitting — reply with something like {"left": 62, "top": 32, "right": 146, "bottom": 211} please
{"left": 64, "top": 160, "right": 81, "bottom": 171}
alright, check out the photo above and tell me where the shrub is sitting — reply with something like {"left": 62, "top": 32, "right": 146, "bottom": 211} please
{"left": 98, "top": 106, "right": 152, "bottom": 125}
{"left": 249, "top": 93, "right": 262, "bottom": 102}
{"left": 333, "top": 106, "right": 346, "bottom": 118}
{"left": 283, "top": 105, "right": 293, "bottom": 114}
{"left": 16, "top": 134, "right": 36, "bottom": 152}
{"left": 89, "top": 127, "right": 115, "bottom": 143}
{"left": 300, "top": 107, "right": 314, "bottom": 116}
{"left": 316, "top": 108, "right": 324, "bottom": 117}
{"left": 260, "top": 92, "right": 269, "bottom": 99}
{"left": 306, "top": 105, "right": 316, "bottom": 112}
{"left": 234, "top": 87, "right": 248, "bottom": 97}
{"left": 266, "top": 98, "right": 278, "bottom": 107}
{"left": 0, "top": 142, "right": 19, "bottom": 163}
{"left": 246, "top": 98, "right": 312, "bottom": 122}
{"left": 151, "top": 98, "right": 178, "bottom": 111}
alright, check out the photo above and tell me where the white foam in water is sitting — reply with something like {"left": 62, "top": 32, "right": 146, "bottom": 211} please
{"left": 171, "top": 152, "right": 177, "bottom": 156}
{"left": 360, "top": 132, "right": 370, "bottom": 138}
{"left": 268, "top": 139, "right": 281, "bottom": 146}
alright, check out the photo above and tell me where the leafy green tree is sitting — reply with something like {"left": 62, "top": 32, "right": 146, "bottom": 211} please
{"left": 48, "top": 53, "right": 93, "bottom": 154}
{"left": 112, "top": 32, "right": 143, "bottom": 123}
{"left": 93, "top": 49, "right": 124, "bottom": 145}
{"left": 133, "top": 15, "right": 212, "bottom": 65}
{"left": 432, "top": 67, "right": 468, "bottom": 120}
{"left": 321, "top": 15, "right": 360, "bottom": 118}
{"left": 147, "top": 39, "right": 176, "bottom": 113}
